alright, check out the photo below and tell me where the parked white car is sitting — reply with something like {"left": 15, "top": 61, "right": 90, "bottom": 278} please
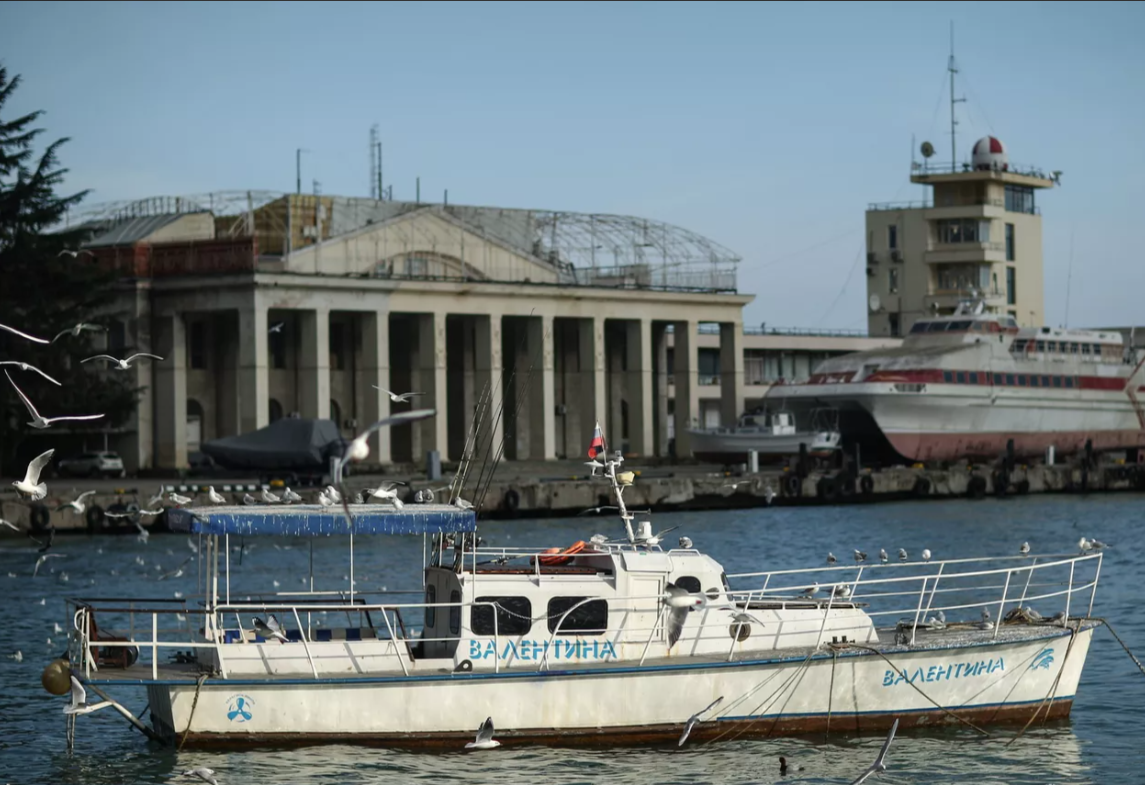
{"left": 57, "top": 451, "right": 126, "bottom": 479}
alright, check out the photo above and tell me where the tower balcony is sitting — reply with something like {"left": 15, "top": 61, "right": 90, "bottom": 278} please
{"left": 924, "top": 242, "right": 1006, "bottom": 265}
{"left": 925, "top": 288, "right": 1006, "bottom": 312}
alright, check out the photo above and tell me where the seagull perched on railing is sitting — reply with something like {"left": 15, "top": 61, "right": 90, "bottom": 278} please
{"left": 898, "top": 548, "right": 908, "bottom": 562}
{"left": 63, "top": 675, "right": 114, "bottom": 716}
{"left": 921, "top": 548, "right": 932, "bottom": 563}
{"left": 259, "top": 488, "right": 281, "bottom": 504}
{"left": 1020, "top": 541, "right": 1031, "bottom": 556}
{"left": 853, "top": 550, "right": 868, "bottom": 564}
{"left": 878, "top": 549, "right": 888, "bottom": 564}
{"left": 369, "top": 482, "right": 405, "bottom": 508}
{"left": 799, "top": 582, "right": 820, "bottom": 598}
{"left": 169, "top": 492, "right": 193, "bottom": 506}
{"left": 281, "top": 487, "right": 302, "bottom": 504}
{"left": 207, "top": 486, "right": 227, "bottom": 504}
{"left": 849, "top": 718, "right": 898, "bottom": 784}
{"left": 826, "top": 552, "right": 837, "bottom": 566}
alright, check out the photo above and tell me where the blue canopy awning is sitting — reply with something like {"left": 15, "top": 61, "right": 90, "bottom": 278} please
{"left": 166, "top": 504, "right": 476, "bottom": 536}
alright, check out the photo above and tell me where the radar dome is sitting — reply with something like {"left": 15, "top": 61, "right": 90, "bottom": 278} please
{"left": 972, "top": 136, "right": 1008, "bottom": 171}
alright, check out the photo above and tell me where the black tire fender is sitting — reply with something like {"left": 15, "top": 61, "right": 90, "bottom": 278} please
{"left": 859, "top": 474, "right": 875, "bottom": 496}
{"left": 503, "top": 488, "right": 520, "bottom": 513}
{"left": 85, "top": 505, "right": 105, "bottom": 531}
{"left": 783, "top": 473, "right": 802, "bottom": 498}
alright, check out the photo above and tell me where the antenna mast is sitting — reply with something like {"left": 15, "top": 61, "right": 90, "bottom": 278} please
{"left": 948, "top": 21, "right": 966, "bottom": 170}
{"left": 369, "top": 124, "right": 380, "bottom": 200}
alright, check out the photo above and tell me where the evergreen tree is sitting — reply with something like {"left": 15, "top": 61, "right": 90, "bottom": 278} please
{"left": 0, "top": 65, "right": 141, "bottom": 470}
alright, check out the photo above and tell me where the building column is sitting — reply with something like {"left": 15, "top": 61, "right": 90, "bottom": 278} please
{"left": 625, "top": 319, "right": 654, "bottom": 456}
{"left": 673, "top": 320, "right": 699, "bottom": 458}
{"left": 414, "top": 312, "right": 448, "bottom": 458}
{"left": 298, "top": 308, "right": 330, "bottom": 420}
{"left": 653, "top": 322, "right": 670, "bottom": 457}
{"left": 527, "top": 314, "right": 556, "bottom": 460}
{"left": 238, "top": 300, "right": 269, "bottom": 434}
{"left": 577, "top": 317, "right": 607, "bottom": 448}
{"left": 474, "top": 313, "right": 504, "bottom": 462}
{"left": 360, "top": 311, "right": 391, "bottom": 464}
{"left": 719, "top": 321, "right": 745, "bottom": 426}
{"left": 153, "top": 313, "right": 188, "bottom": 469}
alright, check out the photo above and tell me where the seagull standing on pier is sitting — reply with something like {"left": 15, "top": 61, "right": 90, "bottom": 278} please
{"left": 13, "top": 449, "right": 54, "bottom": 501}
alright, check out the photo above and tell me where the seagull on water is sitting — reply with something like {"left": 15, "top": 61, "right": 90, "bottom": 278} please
{"left": 63, "top": 675, "right": 113, "bottom": 716}
{"left": 13, "top": 449, "right": 54, "bottom": 501}
{"left": 849, "top": 718, "right": 898, "bottom": 784}
{"left": 373, "top": 387, "right": 425, "bottom": 403}
{"left": 207, "top": 487, "right": 227, "bottom": 504}
{"left": 180, "top": 768, "right": 219, "bottom": 785}
{"left": 339, "top": 409, "right": 438, "bottom": 466}
{"left": 0, "top": 322, "right": 48, "bottom": 344}
{"left": 677, "top": 696, "right": 723, "bottom": 747}
{"left": 81, "top": 352, "right": 164, "bottom": 370}
{"left": 6, "top": 372, "right": 104, "bottom": 429}
{"left": 0, "top": 361, "right": 61, "bottom": 386}
{"left": 52, "top": 322, "right": 104, "bottom": 342}
{"left": 1020, "top": 541, "right": 1031, "bottom": 556}
{"left": 252, "top": 615, "right": 288, "bottom": 643}
{"left": 57, "top": 491, "right": 97, "bottom": 515}
{"left": 465, "top": 716, "right": 501, "bottom": 750}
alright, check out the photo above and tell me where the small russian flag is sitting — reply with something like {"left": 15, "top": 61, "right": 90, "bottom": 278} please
{"left": 587, "top": 420, "right": 606, "bottom": 459}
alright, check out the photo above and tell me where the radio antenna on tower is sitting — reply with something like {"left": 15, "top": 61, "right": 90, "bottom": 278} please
{"left": 369, "top": 124, "right": 382, "bottom": 200}
{"left": 948, "top": 21, "right": 967, "bottom": 170}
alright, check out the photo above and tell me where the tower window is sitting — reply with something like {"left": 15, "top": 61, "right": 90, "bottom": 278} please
{"left": 1005, "top": 223, "right": 1015, "bottom": 261}
{"left": 887, "top": 225, "right": 898, "bottom": 250}
{"left": 1006, "top": 267, "right": 1017, "bottom": 306}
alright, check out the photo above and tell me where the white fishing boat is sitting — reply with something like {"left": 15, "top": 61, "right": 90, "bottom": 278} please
{"left": 52, "top": 448, "right": 1105, "bottom": 750}
{"left": 686, "top": 407, "right": 842, "bottom": 464}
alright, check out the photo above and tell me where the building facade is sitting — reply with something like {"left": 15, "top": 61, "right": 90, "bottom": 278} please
{"left": 865, "top": 136, "right": 1059, "bottom": 337}
{"left": 63, "top": 192, "right": 896, "bottom": 471}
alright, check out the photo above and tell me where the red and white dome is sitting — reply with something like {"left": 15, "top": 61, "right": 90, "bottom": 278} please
{"left": 972, "top": 136, "right": 1008, "bottom": 171}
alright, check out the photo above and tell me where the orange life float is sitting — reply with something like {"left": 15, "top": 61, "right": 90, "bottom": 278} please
{"left": 536, "top": 540, "right": 587, "bottom": 567}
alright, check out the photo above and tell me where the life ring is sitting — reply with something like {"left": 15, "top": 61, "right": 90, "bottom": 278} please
{"left": 503, "top": 488, "right": 521, "bottom": 513}
{"left": 30, "top": 503, "right": 51, "bottom": 533}
{"left": 782, "top": 473, "right": 801, "bottom": 498}
{"left": 859, "top": 475, "right": 875, "bottom": 496}
{"left": 816, "top": 476, "right": 839, "bottom": 503}
{"left": 536, "top": 540, "right": 587, "bottom": 567}
{"left": 912, "top": 476, "right": 931, "bottom": 498}
{"left": 85, "top": 505, "right": 105, "bottom": 531}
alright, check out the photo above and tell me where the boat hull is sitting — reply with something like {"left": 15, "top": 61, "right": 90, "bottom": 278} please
{"left": 686, "top": 429, "right": 841, "bottom": 464}
{"left": 145, "top": 625, "right": 1094, "bottom": 748}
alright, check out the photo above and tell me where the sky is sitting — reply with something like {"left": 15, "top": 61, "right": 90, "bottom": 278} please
{"left": 1, "top": 0, "right": 1143, "bottom": 330}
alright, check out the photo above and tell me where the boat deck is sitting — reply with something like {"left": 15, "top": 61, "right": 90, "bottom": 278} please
{"left": 80, "top": 619, "right": 1095, "bottom": 686}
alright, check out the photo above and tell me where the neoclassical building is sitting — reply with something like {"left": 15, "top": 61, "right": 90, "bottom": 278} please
{"left": 70, "top": 192, "right": 754, "bottom": 471}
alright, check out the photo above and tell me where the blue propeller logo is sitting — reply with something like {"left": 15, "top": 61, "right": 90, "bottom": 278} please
{"left": 227, "top": 696, "right": 253, "bottom": 723}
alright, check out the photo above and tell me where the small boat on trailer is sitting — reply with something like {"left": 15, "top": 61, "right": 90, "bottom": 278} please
{"left": 56, "top": 461, "right": 1105, "bottom": 749}
{"left": 686, "top": 407, "right": 842, "bottom": 465}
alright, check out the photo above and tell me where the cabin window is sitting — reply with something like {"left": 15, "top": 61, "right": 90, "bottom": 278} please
{"left": 956, "top": 372, "right": 966, "bottom": 384}
{"left": 425, "top": 585, "right": 436, "bottom": 628}
{"left": 1030, "top": 376, "right": 1039, "bottom": 387}
{"left": 1053, "top": 377, "right": 1062, "bottom": 388}
{"left": 449, "top": 591, "right": 461, "bottom": 635}
{"left": 1065, "top": 377, "right": 1075, "bottom": 389}
{"left": 675, "top": 576, "right": 702, "bottom": 594}
{"left": 1035, "top": 341, "right": 1046, "bottom": 352}
{"left": 1005, "top": 374, "right": 1015, "bottom": 386}
{"left": 1012, "top": 339, "right": 1027, "bottom": 352}
{"left": 1071, "top": 342, "right": 1080, "bottom": 355}
{"left": 1047, "top": 341, "right": 1057, "bottom": 353}
{"left": 910, "top": 321, "right": 930, "bottom": 334}
{"left": 948, "top": 321, "right": 972, "bottom": 331}
{"left": 992, "top": 373, "right": 1003, "bottom": 385}
{"left": 1017, "top": 375, "right": 1027, "bottom": 387}
{"left": 943, "top": 371, "right": 953, "bottom": 383}
{"left": 1082, "top": 344, "right": 1092, "bottom": 357}
{"left": 472, "top": 596, "right": 532, "bottom": 636}
{"left": 547, "top": 597, "right": 609, "bottom": 636}
{"left": 969, "top": 372, "right": 979, "bottom": 384}
{"left": 1041, "top": 375, "right": 1050, "bottom": 387}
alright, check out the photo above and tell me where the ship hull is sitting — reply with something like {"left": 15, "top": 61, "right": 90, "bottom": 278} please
{"left": 686, "top": 428, "right": 841, "bottom": 463}
{"left": 143, "top": 626, "right": 1094, "bottom": 748}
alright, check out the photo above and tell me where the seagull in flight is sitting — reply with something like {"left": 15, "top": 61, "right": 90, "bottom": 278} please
{"left": 179, "top": 768, "right": 219, "bottom": 785}
{"left": 340, "top": 409, "right": 437, "bottom": 465}
{"left": 6, "top": 371, "right": 104, "bottom": 429}
{"left": 662, "top": 582, "right": 705, "bottom": 649}
{"left": 57, "top": 249, "right": 95, "bottom": 259}
{"left": 81, "top": 352, "right": 164, "bottom": 370}
{"left": 52, "top": 322, "right": 105, "bottom": 343}
{"left": 57, "top": 491, "right": 97, "bottom": 515}
{"left": 677, "top": 696, "right": 723, "bottom": 747}
{"left": 0, "top": 322, "right": 48, "bottom": 345}
{"left": 369, "top": 482, "right": 405, "bottom": 508}
{"left": 849, "top": 718, "right": 898, "bottom": 784}
{"left": 372, "top": 387, "right": 425, "bottom": 403}
{"left": 33, "top": 553, "right": 65, "bottom": 577}
{"left": 464, "top": 716, "right": 501, "bottom": 750}
{"left": 0, "top": 518, "right": 20, "bottom": 533}
{"left": 63, "top": 675, "right": 113, "bottom": 716}
{"left": 252, "top": 615, "right": 288, "bottom": 643}
{"left": 269, "top": 322, "right": 285, "bottom": 334}
{"left": 13, "top": 448, "right": 55, "bottom": 501}
{"left": 0, "top": 361, "right": 61, "bottom": 386}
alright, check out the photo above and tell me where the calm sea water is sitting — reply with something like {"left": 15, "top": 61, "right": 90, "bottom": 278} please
{"left": 2, "top": 494, "right": 1144, "bottom": 785}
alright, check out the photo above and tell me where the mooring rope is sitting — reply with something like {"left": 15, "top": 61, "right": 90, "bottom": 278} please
{"left": 825, "top": 649, "right": 837, "bottom": 742}
{"left": 705, "top": 650, "right": 818, "bottom": 745}
{"left": 840, "top": 643, "right": 992, "bottom": 736}
{"left": 178, "top": 673, "right": 210, "bottom": 751}
{"left": 1092, "top": 617, "right": 1145, "bottom": 679}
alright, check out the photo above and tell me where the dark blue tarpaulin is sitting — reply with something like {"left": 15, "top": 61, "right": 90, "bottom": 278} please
{"left": 166, "top": 504, "right": 476, "bottom": 536}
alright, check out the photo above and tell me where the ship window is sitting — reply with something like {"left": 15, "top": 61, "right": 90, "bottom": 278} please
{"left": 1082, "top": 344, "right": 1092, "bottom": 356}
{"left": 956, "top": 372, "right": 966, "bottom": 384}
{"left": 910, "top": 321, "right": 930, "bottom": 334}
{"left": 1047, "top": 341, "right": 1057, "bottom": 352}
{"left": 943, "top": 371, "right": 954, "bottom": 383}
{"left": 547, "top": 597, "right": 609, "bottom": 636}
{"left": 949, "top": 321, "right": 972, "bottom": 331}
{"left": 1042, "top": 375, "right": 1051, "bottom": 387}
{"left": 1006, "top": 374, "right": 1015, "bottom": 386}
{"left": 1065, "top": 377, "right": 1075, "bottom": 389}
{"left": 449, "top": 590, "right": 461, "bottom": 635}
{"left": 1071, "top": 342, "right": 1081, "bottom": 354}
{"left": 969, "top": 372, "right": 979, "bottom": 384}
{"left": 927, "top": 322, "right": 947, "bottom": 333}
{"left": 993, "top": 373, "right": 1003, "bottom": 385}
{"left": 472, "top": 596, "right": 532, "bottom": 636}
{"left": 1018, "top": 375, "right": 1027, "bottom": 387}
{"left": 1030, "top": 376, "right": 1039, "bottom": 387}
{"left": 675, "top": 576, "right": 702, "bottom": 594}
{"left": 1054, "top": 377, "right": 1062, "bottom": 388}
{"left": 1012, "top": 339, "right": 1027, "bottom": 352}
{"left": 425, "top": 585, "right": 436, "bottom": 628}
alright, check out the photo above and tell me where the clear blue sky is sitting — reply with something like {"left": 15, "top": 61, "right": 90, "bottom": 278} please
{"left": 2, "top": 0, "right": 1142, "bottom": 330}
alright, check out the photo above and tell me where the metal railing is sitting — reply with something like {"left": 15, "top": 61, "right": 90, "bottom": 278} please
{"left": 63, "top": 549, "right": 1101, "bottom": 682}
